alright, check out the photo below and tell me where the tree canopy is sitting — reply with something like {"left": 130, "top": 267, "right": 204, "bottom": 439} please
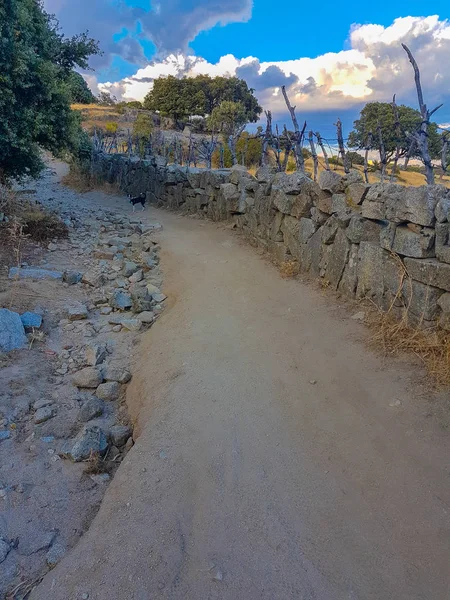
{"left": 0, "top": 0, "right": 99, "bottom": 183}
{"left": 208, "top": 101, "right": 247, "bottom": 137}
{"left": 67, "top": 71, "right": 96, "bottom": 104}
{"left": 348, "top": 101, "right": 441, "bottom": 161}
{"left": 143, "top": 75, "right": 262, "bottom": 125}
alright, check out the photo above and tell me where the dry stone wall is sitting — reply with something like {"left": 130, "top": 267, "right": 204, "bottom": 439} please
{"left": 95, "top": 154, "right": 450, "bottom": 329}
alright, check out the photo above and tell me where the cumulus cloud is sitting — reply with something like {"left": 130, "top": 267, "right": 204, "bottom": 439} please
{"left": 43, "top": 0, "right": 252, "bottom": 69}
{"left": 99, "top": 14, "right": 450, "bottom": 126}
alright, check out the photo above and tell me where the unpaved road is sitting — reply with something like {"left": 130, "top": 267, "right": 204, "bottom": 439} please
{"left": 32, "top": 195, "right": 450, "bottom": 600}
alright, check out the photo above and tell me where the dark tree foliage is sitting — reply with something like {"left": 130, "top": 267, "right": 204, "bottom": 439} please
{"left": 67, "top": 71, "right": 96, "bottom": 104}
{"left": 0, "top": 0, "right": 100, "bottom": 183}
{"left": 143, "top": 75, "right": 262, "bottom": 125}
{"left": 348, "top": 102, "right": 441, "bottom": 161}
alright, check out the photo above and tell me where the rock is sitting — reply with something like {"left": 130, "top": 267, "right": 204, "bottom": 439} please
{"left": 112, "top": 325, "right": 122, "bottom": 332}
{"left": 272, "top": 171, "right": 311, "bottom": 195}
{"left": 152, "top": 293, "right": 167, "bottom": 303}
{"left": 346, "top": 182, "right": 369, "bottom": 206}
{"left": 48, "top": 242, "right": 58, "bottom": 251}
{"left": 403, "top": 280, "right": 443, "bottom": 320}
{"left": 318, "top": 170, "right": 345, "bottom": 194}
{"left": 124, "top": 437, "right": 134, "bottom": 452}
{"left": 0, "top": 309, "right": 27, "bottom": 352}
{"left": 131, "top": 287, "right": 152, "bottom": 312}
{"left": 17, "top": 530, "right": 57, "bottom": 556}
{"left": 118, "top": 319, "right": 142, "bottom": 332}
{"left": 385, "top": 185, "right": 445, "bottom": 226}
{"left": 9, "top": 267, "right": 63, "bottom": 281}
{"left": 321, "top": 216, "right": 339, "bottom": 245}
{"left": 109, "top": 425, "right": 132, "bottom": 446}
{"left": 390, "top": 225, "right": 435, "bottom": 258}
{"left": 331, "top": 194, "right": 347, "bottom": 213}
{"left": 403, "top": 258, "right": 450, "bottom": 292}
{"left": 33, "top": 397, "right": 53, "bottom": 410}
{"left": 107, "top": 236, "right": 132, "bottom": 248}
{"left": 34, "top": 406, "right": 55, "bottom": 424}
{"left": 100, "top": 306, "right": 113, "bottom": 315}
{"left": 324, "top": 228, "right": 350, "bottom": 289}
{"left": 72, "top": 367, "right": 103, "bottom": 388}
{"left": 122, "top": 260, "right": 139, "bottom": 277}
{"left": 110, "top": 290, "right": 133, "bottom": 310}
{"left": 0, "top": 539, "right": 10, "bottom": 563}
{"left": 136, "top": 311, "right": 155, "bottom": 324}
{"left": 20, "top": 311, "right": 42, "bottom": 330}
{"left": 79, "top": 397, "right": 104, "bottom": 422}
{"left": 346, "top": 215, "right": 382, "bottom": 244}
{"left": 103, "top": 366, "right": 132, "bottom": 384}
{"left": 82, "top": 269, "right": 106, "bottom": 287}
{"left": 435, "top": 195, "right": 450, "bottom": 223}
{"left": 85, "top": 344, "right": 107, "bottom": 366}
{"left": 96, "top": 381, "right": 120, "bottom": 401}
{"left": 351, "top": 311, "right": 366, "bottom": 321}
{"left": 46, "top": 543, "right": 66, "bottom": 567}
{"left": 93, "top": 249, "right": 116, "bottom": 260}
{"left": 63, "top": 270, "right": 82, "bottom": 285}
{"left": 67, "top": 303, "right": 88, "bottom": 321}
{"left": 0, "top": 431, "right": 11, "bottom": 441}
{"left": 60, "top": 425, "right": 108, "bottom": 462}
{"left": 129, "top": 269, "right": 143, "bottom": 283}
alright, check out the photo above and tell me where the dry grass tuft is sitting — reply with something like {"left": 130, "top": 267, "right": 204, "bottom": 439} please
{"left": 279, "top": 259, "right": 299, "bottom": 278}
{"left": 84, "top": 451, "right": 108, "bottom": 475}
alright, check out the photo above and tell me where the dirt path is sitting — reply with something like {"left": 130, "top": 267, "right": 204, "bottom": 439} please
{"left": 32, "top": 197, "right": 450, "bottom": 599}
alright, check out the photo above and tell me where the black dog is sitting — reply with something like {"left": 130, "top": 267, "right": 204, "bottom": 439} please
{"left": 128, "top": 193, "right": 146, "bottom": 212}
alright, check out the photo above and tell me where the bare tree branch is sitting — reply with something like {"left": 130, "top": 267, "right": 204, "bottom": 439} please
{"left": 364, "top": 131, "right": 373, "bottom": 184}
{"left": 308, "top": 131, "right": 318, "bottom": 181}
{"left": 314, "top": 131, "right": 330, "bottom": 171}
{"left": 281, "top": 85, "right": 306, "bottom": 172}
{"left": 335, "top": 118, "right": 350, "bottom": 174}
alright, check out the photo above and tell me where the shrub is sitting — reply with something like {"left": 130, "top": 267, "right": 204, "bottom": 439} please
{"left": 105, "top": 122, "right": 119, "bottom": 135}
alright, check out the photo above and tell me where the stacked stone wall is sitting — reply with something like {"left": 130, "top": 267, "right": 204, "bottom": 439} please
{"left": 95, "top": 154, "right": 450, "bottom": 329}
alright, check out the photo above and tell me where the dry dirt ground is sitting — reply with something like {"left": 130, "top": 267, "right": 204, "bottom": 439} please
{"left": 28, "top": 171, "right": 450, "bottom": 599}
{"left": 0, "top": 161, "right": 164, "bottom": 598}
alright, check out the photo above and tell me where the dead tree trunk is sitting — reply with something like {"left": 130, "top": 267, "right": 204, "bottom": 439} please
{"left": 403, "top": 139, "right": 416, "bottom": 170}
{"left": 335, "top": 119, "right": 350, "bottom": 174}
{"left": 364, "top": 131, "right": 373, "bottom": 184}
{"left": 390, "top": 95, "right": 401, "bottom": 182}
{"left": 273, "top": 125, "right": 283, "bottom": 171}
{"left": 308, "top": 131, "right": 318, "bottom": 181}
{"left": 377, "top": 120, "right": 387, "bottom": 182}
{"left": 402, "top": 43, "right": 443, "bottom": 185}
{"left": 314, "top": 131, "right": 330, "bottom": 171}
{"left": 282, "top": 126, "right": 293, "bottom": 172}
{"left": 281, "top": 85, "right": 305, "bottom": 173}
{"left": 262, "top": 111, "right": 273, "bottom": 166}
{"left": 229, "top": 125, "right": 245, "bottom": 166}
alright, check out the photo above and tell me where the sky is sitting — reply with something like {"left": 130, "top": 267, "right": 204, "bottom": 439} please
{"left": 43, "top": 0, "right": 450, "bottom": 134}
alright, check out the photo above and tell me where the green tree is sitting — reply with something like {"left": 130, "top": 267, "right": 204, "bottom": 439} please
{"left": 208, "top": 101, "right": 247, "bottom": 137}
{"left": 143, "top": 75, "right": 262, "bottom": 125}
{"left": 133, "top": 113, "right": 153, "bottom": 157}
{"left": 348, "top": 102, "right": 441, "bottom": 161}
{"left": 0, "top": 0, "right": 99, "bottom": 183}
{"left": 67, "top": 71, "right": 96, "bottom": 104}
{"left": 143, "top": 76, "right": 190, "bottom": 125}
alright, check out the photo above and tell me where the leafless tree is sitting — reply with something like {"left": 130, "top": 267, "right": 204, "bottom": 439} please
{"left": 281, "top": 85, "right": 306, "bottom": 172}
{"left": 282, "top": 126, "right": 293, "bottom": 172}
{"left": 308, "top": 131, "right": 318, "bottom": 181}
{"left": 314, "top": 131, "right": 330, "bottom": 171}
{"left": 335, "top": 118, "right": 350, "bottom": 174}
{"left": 229, "top": 125, "right": 246, "bottom": 165}
{"left": 402, "top": 43, "right": 443, "bottom": 185}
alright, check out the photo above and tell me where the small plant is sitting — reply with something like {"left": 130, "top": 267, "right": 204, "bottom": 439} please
{"left": 105, "top": 121, "right": 119, "bottom": 135}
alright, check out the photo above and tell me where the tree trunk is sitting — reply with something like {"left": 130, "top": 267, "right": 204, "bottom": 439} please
{"left": 335, "top": 119, "right": 349, "bottom": 174}
{"left": 377, "top": 121, "right": 387, "bottom": 182}
{"left": 364, "top": 131, "right": 373, "bottom": 184}
{"left": 308, "top": 131, "right": 318, "bottom": 181}
{"left": 281, "top": 85, "right": 305, "bottom": 173}
{"left": 314, "top": 131, "right": 330, "bottom": 171}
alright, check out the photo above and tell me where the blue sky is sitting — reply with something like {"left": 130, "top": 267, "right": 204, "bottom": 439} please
{"left": 44, "top": 0, "right": 450, "bottom": 130}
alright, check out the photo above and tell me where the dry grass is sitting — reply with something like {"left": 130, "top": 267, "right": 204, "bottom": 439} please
{"left": 61, "top": 163, "right": 119, "bottom": 195}
{"left": 279, "top": 259, "right": 300, "bottom": 278}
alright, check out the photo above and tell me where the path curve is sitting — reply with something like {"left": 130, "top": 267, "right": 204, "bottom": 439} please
{"left": 32, "top": 196, "right": 450, "bottom": 600}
